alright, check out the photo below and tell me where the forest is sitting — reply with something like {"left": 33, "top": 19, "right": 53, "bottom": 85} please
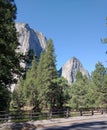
{"left": 0, "top": 0, "right": 107, "bottom": 113}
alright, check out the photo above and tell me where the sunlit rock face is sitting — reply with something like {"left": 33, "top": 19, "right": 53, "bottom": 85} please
{"left": 59, "top": 57, "right": 89, "bottom": 84}
{"left": 15, "top": 22, "right": 47, "bottom": 57}
{"left": 11, "top": 23, "right": 47, "bottom": 91}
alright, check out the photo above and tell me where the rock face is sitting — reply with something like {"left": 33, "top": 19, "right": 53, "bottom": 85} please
{"left": 11, "top": 23, "right": 47, "bottom": 91}
{"left": 15, "top": 22, "right": 47, "bottom": 58}
{"left": 59, "top": 57, "right": 89, "bottom": 84}
{"left": 15, "top": 23, "right": 89, "bottom": 86}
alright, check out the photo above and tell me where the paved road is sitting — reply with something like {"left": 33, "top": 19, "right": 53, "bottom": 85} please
{"left": 37, "top": 115, "right": 107, "bottom": 130}
{"left": 0, "top": 115, "right": 107, "bottom": 130}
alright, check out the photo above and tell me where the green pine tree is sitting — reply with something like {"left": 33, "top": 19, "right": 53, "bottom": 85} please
{"left": 11, "top": 78, "right": 25, "bottom": 110}
{"left": 24, "top": 56, "right": 39, "bottom": 108}
{"left": 0, "top": 0, "right": 23, "bottom": 111}
{"left": 36, "top": 51, "right": 47, "bottom": 109}
{"left": 91, "top": 62, "right": 107, "bottom": 107}
{"left": 69, "top": 71, "right": 89, "bottom": 109}
{"left": 52, "top": 77, "right": 70, "bottom": 109}
{"left": 0, "top": 0, "right": 22, "bottom": 88}
{"left": 37, "top": 39, "right": 58, "bottom": 110}
{"left": 44, "top": 39, "right": 58, "bottom": 110}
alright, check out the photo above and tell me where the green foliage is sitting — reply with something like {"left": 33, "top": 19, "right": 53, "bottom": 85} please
{"left": 69, "top": 71, "right": 92, "bottom": 109}
{"left": 69, "top": 80, "right": 87, "bottom": 109}
{"left": 36, "top": 51, "right": 47, "bottom": 109}
{"left": 43, "top": 39, "right": 58, "bottom": 109}
{"left": 0, "top": 86, "right": 11, "bottom": 111}
{"left": 0, "top": 0, "right": 24, "bottom": 111}
{"left": 0, "top": 0, "right": 22, "bottom": 88}
{"left": 91, "top": 62, "right": 107, "bottom": 107}
{"left": 84, "top": 80, "right": 98, "bottom": 108}
{"left": 52, "top": 77, "right": 70, "bottom": 109}
{"left": 91, "top": 62, "right": 106, "bottom": 88}
{"left": 25, "top": 49, "right": 35, "bottom": 67}
{"left": 11, "top": 78, "right": 25, "bottom": 110}
{"left": 23, "top": 56, "right": 39, "bottom": 107}
{"left": 76, "top": 71, "right": 83, "bottom": 81}
{"left": 37, "top": 39, "right": 58, "bottom": 110}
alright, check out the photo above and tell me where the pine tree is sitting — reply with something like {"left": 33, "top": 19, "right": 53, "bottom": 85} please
{"left": 0, "top": 0, "right": 23, "bottom": 111}
{"left": 0, "top": 0, "right": 22, "bottom": 88}
{"left": 52, "top": 77, "right": 70, "bottom": 109}
{"left": 69, "top": 71, "right": 88, "bottom": 109}
{"left": 101, "top": 75, "right": 107, "bottom": 107}
{"left": 36, "top": 52, "right": 47, "bottom": 109}
{"left": 44, "top": 39, "right": 58, "bottom": 109}
{"left": 24, "top": 56, "right": 39, "bottom": 108}
{"left": 11, "top": 78, "right": 25, "bottom": 110}
{"left": 91, "top": 62, "right": 107, "bottom": 107}
{"left": 37, "top": 39, "right": 58, "bottom": 110}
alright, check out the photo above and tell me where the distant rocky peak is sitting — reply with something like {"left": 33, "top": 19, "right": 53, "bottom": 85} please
{"left": 59, "top": 57, "right": 89, "bottom": 84}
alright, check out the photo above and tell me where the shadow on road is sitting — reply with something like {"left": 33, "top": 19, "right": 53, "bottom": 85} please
{"left": 43, "top": 121, "right": 107, "bottom": 130}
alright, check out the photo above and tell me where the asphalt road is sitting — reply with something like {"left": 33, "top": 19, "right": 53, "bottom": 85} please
{"left": 1, "top": 114, "right": 107, "bottom": 130}
{"left": 39, "top": 115, "right": 107, "bottom": 130}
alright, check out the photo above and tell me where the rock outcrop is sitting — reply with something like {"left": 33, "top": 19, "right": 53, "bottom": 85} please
{"left": 59, "top": 57, "right": 89, "bottom": 84}
{"left": 11, "top": 23, "right": 47, "bottom": 90}
{"left": 15, "top": 23, "right": 89, "bottom": 86}
{"left": 15, "top": 22, "right": 47, "bottom": 58}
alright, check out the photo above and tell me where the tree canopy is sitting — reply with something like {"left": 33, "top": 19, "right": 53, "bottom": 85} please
{"left": 0, "top": 0, "right": 23, "bottom": 111}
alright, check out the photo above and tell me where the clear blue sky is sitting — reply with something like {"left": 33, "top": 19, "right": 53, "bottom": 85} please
{"left": 15, "top": 0, "right": 107, "bottom": 74}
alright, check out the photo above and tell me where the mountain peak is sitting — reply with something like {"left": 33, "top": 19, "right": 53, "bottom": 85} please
{"left": 59, "top": 57, "right": 89, "bottom": 84}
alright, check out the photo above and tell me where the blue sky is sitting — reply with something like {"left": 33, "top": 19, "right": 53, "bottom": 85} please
{"left": 15, "top": 0, "right": 107, "bottom": 74}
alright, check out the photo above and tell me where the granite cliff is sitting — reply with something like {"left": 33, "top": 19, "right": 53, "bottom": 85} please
{"left": 15, "top": 22, "right": 47, "bottom": 58}
{"left": 15, "top": 23, "right": 89, "bottom": 86}
{"left": 59, "top": 57, "right": 89, "bottom": 84}
{"left": 11, "top": 23, "right": 47, "bottom": 90}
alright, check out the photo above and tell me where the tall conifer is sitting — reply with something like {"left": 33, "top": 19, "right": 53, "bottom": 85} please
{"left": 24, "top": 56, "right": 38, "bottom": 107}
{"left": 0, "top": 0, "right": 22, "bottom": 110}
{"left": 37, "top": 39, "right": 58, "bottom": 110}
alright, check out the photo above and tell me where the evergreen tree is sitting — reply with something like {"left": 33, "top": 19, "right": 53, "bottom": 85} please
{"left": 92, "top": 62, "right": 105, "bottom": 88}
{"left": 37, "top": 39, "right": 58, "bottom": 110}
{"left": 24, "top": 56, "right": 38, "bottom": 107}
{"left": 0, "top": 0, "right": 23, "bottom": 111}
{"left": 36, "top": 52, "right": 47, "bottom": 109}
{"left": 11, "top": 78, "right": 25, "bottom": 110}
{"left": 101, "top": 75, "right": 107, "bottom": 107}
{"left": 91, "top": 62, "right": 107, "bottom": 107}
{"left": 76, "top": 71, "right": 83, "bottom": 81}
{"left": 44, "top": 39, "right": 58, "bottom": 110}
{"left": 0, "top": 86, "right": 11, "bottom": 111}
{"left": 52, "top": 77, "right": 70, "bottom": 109}
{"left": 69, "top": 71, "right": 88, "bottom": 109}
{"left": 84, "top": 79, "right": 98, "bottom": 108}
{"left": 0, "top": 0, "right": 22, "bottom": 88}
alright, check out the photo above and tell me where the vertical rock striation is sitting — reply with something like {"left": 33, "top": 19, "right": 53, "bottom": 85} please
{"left": 15, "top": 22, "right": 47, "bottom": 58}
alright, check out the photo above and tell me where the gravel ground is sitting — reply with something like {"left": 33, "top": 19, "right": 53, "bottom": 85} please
{"left": 0, "top": 114, "right": 107, "bottom": 130}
